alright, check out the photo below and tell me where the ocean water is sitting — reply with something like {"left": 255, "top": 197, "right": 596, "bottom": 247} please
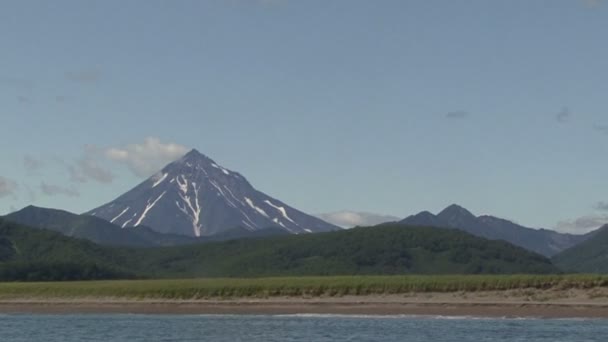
{"left": 1, "top": 314, "right": 607, "bottom": 341}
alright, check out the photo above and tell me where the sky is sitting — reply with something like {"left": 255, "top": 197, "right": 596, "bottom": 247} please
{"left": 1, "top": 0, "right": 607, "bottom": 233}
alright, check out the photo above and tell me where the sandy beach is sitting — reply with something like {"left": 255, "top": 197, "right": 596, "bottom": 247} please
{"left": 2, "top": 289, "right": 608, "bottom": 318}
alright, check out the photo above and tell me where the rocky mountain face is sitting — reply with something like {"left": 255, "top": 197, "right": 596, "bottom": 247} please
{"left": 400, "top": 204, "right": 595, "bottom": 257}
{"left": 87, "top": 149, "right": 339, "bottom": 237}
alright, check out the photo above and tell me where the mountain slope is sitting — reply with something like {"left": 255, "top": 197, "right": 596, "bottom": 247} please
{"left": 0, "top": 219, "right": 559, "bottom": 279}
{"left": 552, "top": 225, "right": 608, "bottom": 273}
{"left": 87, "top": 149, "right": 339, "bottom": 237}
{"left": 400, "top": 204, "right": 592, "bottom": 257}
{"left": 0, "top": 219, "right": 132, "bottom": 280}
{"left": 122, "top": 224, "right": 559, "bottom": 277}
{"left": 4, "top": 206, "right": 198, "bottom": 247}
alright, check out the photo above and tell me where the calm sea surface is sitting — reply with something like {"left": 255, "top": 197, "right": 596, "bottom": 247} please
{"left": 1, "top": 314, "right": 607, "bottom": 341}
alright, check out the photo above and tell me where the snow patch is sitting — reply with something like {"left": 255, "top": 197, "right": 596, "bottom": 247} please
{"left": 151, "top": 173, "right": 168, "bottom": 187}
{"left": 264, "top": 199, "right": 296, "bottom": 224}
{"left": 122, "top": 212, "right": 138, "bottom": 228}
{"left": 273, "top": 217, "right": 286, "bottom": 228}
{"left": 242, "top": 220, "right": 255, "bottom": 230}
{"left": 110, "top": 207, "right": 130, "bottom": 224}
{"left": 245, "top": 197, "right": 269, "bottom": 218}
{"left": 176, "top": 175, "right": 188, "bottom": 194}
{"left": 211, "top": 163, "right": 230, "bottom": 175}
{"left": 176, "top": 181, "right": 202, "bottom": 236}
{"left": 134, "top": 191, "right": 166, "bottom": 226}
{"left": 209, "top": 180, "right": 237, "bottom": 208}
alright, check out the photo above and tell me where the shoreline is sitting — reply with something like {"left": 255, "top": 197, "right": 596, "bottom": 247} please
{"left": 2, "top": 293, "right": 608, "bottom": 318}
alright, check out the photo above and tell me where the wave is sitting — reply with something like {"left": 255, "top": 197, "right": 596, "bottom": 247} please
{"left": 271, "top": 313, "right": 605, "bottom": 321}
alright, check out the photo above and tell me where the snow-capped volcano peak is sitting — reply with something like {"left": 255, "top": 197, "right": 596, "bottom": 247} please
{"left": 177, "top": 148, "right": 214, "bottom": 165}
{"left": 87, "top": 150, "right": 337, "bottom": 237}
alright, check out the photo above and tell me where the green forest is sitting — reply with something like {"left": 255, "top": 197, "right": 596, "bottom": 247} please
{"left": 0, "top": 219, "right": 558, "bottom": 281}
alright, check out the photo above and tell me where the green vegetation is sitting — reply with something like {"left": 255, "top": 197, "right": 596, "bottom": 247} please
{"left": 1, "top": 275, "right": 607, "bottom": 300}
{"left": 0, "top": 219, "right": 559, "bottom": 281}
{"left": 122, "top": 224, "right": 559, "bottom": 277}
{"left": 552, "top": 226, "right": 608, "bottom": 273}
{"left": 0, "top": 219, "right": 133, "bottom": 281}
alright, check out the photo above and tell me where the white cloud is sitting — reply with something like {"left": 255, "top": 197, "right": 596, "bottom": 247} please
{"left": 103, "top": 137, "right": 189, "bottom": 177}
{"left": 316, "top": 211, "right": 399, "bottom": 228}
{"left": 0, "top": 176, "right": 18, "bottom": 198}
{"left": 40, "top": 182, "right": 80, "bottom": 197}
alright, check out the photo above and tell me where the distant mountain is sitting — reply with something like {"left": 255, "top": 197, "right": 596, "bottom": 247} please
{"left": 4, "top": 206, "right": 290, "bottom": 247}
{"left": 87, "top": 149, "right": 339, "bottom": 237}
{"left": 552, "top": 225, "right": 608, "bottom": 273}
{"left": 315, "top": 211, "right": 399, "bottom": 228}
{"left": 400, "top": 204, "right": 593, "bottom": 257}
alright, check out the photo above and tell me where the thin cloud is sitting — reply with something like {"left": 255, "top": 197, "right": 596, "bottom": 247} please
{"left": 231, "top": 0, "right": 287, "bottom": 6}
{"left": 593, "top": 125, "right": 608, "bottom": 135}
{"left": 555, "top": 107, "right": 570, "bottom": 123}
{"left": 582, "top": 0, "right": 604, "bottom": 8}
{"left": 0, "top": 76, "right": 34, "bottom": 90}
{"left": 445, "top": 111, "right": 469, "bottom": 120}
{"left": 0, "top": 176, "right": 18, "bottom": 199}
{"left": 65, "top": 68, "right": 102, "bottom": 84}
{"left": 23, "top": 155, "right": 45, "bottom": 174}
{"left": 40, "top": 182, "right": 80, "bottom": 197}
{"left": 316, "top": 211, "right": 399, "bottom": 228}
{"left": 257, "top": 0, "right": 286, "bottom": 5}
{"left": 68, "top": 155, "right": 115, "bottom": 184}
{"left": 594, "top": 201, "right": 608, "bottom": 211}
{"left": 59, "top": 146, "right": 115, "bottom": 184}
{"left": 103, "top": 137, "right": 189, "bottom": 177}
{"left": 17, "top": 95, "right": 31, "bottom": 104}
{"left": 23, "top": 184, "right": 36, "bottom": 202}
{"left": 556, "top": 214, "right": 608, "bottom": 233}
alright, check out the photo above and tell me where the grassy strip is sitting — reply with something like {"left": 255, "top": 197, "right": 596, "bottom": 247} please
{"left": 1, "top": 275, "right": 607, "bottom": 300}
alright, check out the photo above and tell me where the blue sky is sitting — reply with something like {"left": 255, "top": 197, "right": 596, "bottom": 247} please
{"left": 1, "top": 0, "right": 607, "bottom": 232}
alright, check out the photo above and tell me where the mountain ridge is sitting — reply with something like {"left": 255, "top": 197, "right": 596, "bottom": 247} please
{"left": 400, "top": 204, "right": 595, "bottom": 257}
{"left": 3, "top": 205, "right": 292, "bottom": 247}
{"left": 5, "top": 205, "right": 198, "bottom": 247}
